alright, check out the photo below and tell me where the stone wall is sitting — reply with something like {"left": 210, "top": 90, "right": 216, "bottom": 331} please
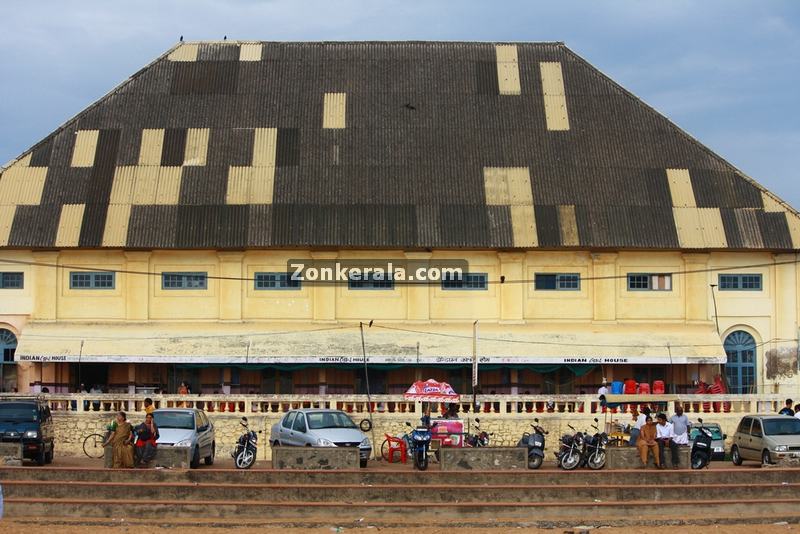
{"left": 52, "top": 410, "right": 746, "bottom": 461}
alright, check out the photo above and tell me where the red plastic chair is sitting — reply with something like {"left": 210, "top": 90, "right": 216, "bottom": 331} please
{"left": 623, "top": 379, "right": 637, "bottom": 394}
{"left": 638, "top": 383, "right": 650, "bottom": 394}
{"left": 652, "top": 380, "right": 665, "bottom": 394}
{"left": 384, "top": 433, "right": 407, "bottom": 464}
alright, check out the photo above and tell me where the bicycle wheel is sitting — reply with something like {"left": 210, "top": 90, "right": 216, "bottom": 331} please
{"left": 380, "top": 439, "right": 389, "bottom": 461}
{"left": 83, "top": 433, "right": 106, "bottom": 459}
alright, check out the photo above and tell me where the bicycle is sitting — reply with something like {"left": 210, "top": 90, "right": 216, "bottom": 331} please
{"left": 82, "top": 432, "right": 107, "bottom": 458}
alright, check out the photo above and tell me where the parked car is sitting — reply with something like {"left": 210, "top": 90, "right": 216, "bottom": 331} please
{"left": 269, "top": 409, "right": 371, "bottom": 467}
{"left": 730, "top": 414, "right": 800, "bottom": 466}
{"left": 0, "top": 398, "right": 55, "bottom": 465}
{"left": 152, "top": 408, "right": 215, "bottom": 468}
{"left": 689, "top": 422, "right": 726, "bottom": 460}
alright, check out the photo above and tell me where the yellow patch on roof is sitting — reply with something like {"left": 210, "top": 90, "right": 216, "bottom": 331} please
{"left": 131, "top": 167, "right": 159, "bottom": 205}
{"left": 786, "top": 214, "right": 800, "bottom": 250}
{"left": 0, "top": 205, "right": 16, "bottom": 246}
{"left": 54, "top": 204, "right": 85, "bottom": 247}
{"left": 666, "top": 168, "right": 696, "bottom": 208}
{"left": 558, "top": 205, "right": 579, "bottom": 246}
{"left": 495, "top": 45, "right": 521, "bottom": 95}
{"left": 510, "top": 205, "right": 538, "bottom": 247}
{"left": 102, "top": 204, "right": 131, "bottom": 247}
{"left": 13, "top": 153, "right": 32, "bottom": 167}
{"left": 761, "top": 191, "right": 786, "bottom": 213}
{"left": 323, "top": 93, "right": 347, "bottom": 129}
{"left": 70, "top": 130, "right": 99, "bottom": 167}
{"left": 252, "top": 128, "right": 278, "bottom": 167}
{"left": 0, "top": 166, "right": 48, "bottom": 205}
{"left": 540, "top": 62, "right": 569, "bottom": 131}
{"left": 483, "top": 167, "right": 533, "bottom": 206}
{"left": 239, "top": 43, "right": 262, "bottom": 61}
{"left": 109, "top": 166, "right": 136, "bottom": 204}
{"left": 168, "top": 43, "right": 198, "bottom": 62}
{"left": 139, "top": 129, "right": 165, "bottom": 166}
{"left": 155, "top": 167, "right": 183, "bottom": 205}
{"left": 183, "top": 128, "right": 209, "bottom": 166}
{"left": 673, "top": 207, "right": 727, "bottom": 249}
{"left": 226, "top": 166, "right": 275, "bottom": 205}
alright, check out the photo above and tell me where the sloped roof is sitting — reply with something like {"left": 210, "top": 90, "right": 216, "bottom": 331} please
{"left": 1, "top": 41, "right": 798, "bottom": 250}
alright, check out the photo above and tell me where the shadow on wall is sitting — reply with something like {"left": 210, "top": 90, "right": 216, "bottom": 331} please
{"left": 765, "top": 347, "right": 798, "bottom": 381}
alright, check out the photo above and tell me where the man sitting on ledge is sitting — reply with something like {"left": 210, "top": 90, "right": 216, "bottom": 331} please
{"left": 637, "top": 415, "right": 659, "bottom": 469}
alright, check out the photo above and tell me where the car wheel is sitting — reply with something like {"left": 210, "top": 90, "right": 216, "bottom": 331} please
{"left": 204, "top": 442, "right": 215, "bottom": 465}
{"left": 360, "top": 458, "right": 368, "bottom": 468}
{"left": 731, "top": 445, "right": 743, "bottom": 466}
{"left": 36, "top": 447, "right": 46, "bottom": 466}
{"left": 190, "top": 446, "right": 201, "bottom": 469}
{"left": 761, "top": 449, "right": 773, "bottom": 466}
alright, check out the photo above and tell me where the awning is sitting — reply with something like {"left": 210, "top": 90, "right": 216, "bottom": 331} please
{"left": 14, "top": 321, "right": 726, "bottom": 365}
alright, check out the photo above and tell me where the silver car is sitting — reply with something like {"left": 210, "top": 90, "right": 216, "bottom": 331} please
{"left": 153, "top": 408, "right": 216, "bottom": 468}
{"left": 270, "top": 409, "right": 371, "bottom": 467}
{"left": 689, "top": 422, "right": 726, "bottom": 460}
{"left": 731, "top": 414, "right": 800, "bottom": 465}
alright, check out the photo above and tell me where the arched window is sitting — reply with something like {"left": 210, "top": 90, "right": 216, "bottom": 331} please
{"left": 0, "top": 329, "right": 17, "bottom": 363}
{"left": 724, "top": 330, "right": 756, "bottom": 394}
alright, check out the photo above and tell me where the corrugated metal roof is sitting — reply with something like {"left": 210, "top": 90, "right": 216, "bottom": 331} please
{"left": 0, "top": 41, "right": 796, "bottom": 251}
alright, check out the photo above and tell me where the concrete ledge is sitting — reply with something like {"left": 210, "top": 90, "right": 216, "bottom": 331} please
{"left": 272, "top": 446, "right": 360, "bottom": 470}
{"left": 154, "top": 446, "right": 192, "bottom": 469}
{"left": 0, "top": 442, "right": 22, "bottom": 466}
{"left": 606, "top": 445, "right": 690, "bottom": 469}
{"left": 440, "top": 447, "right": 527, "bottom": 471}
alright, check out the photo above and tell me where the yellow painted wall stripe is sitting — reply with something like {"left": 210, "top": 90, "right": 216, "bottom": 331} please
{"left": 0, "top": 205, "right": 16, "bottom": 246}
{"left": 0, "top": 167, "right": 48, "bottom": 205}
{"left": 558, "top": 205, "right": 579, "bottom": 246}
{"left": 168, "top": 43, "right": 198, "bottom": 62}
{"left": 239, "top": 43, "right": 262, "bottom": 61}
{"left": 131, "top": 167, "right": 159, "bottom": 205}
{"left": 183, "top": 128, "right": 209, "bottom": 166}
{"left": 673, "top": 207, "right": 727, "bottom": 248}
{"left": 155, "top": 167, "right": 183, "bottom": 205}
{"left": 54, "top": 204, "right": 85, "bottom": 247}
{"left": 540, "top": 62, "right": 570, "bottom": 131}
{"left": 70, "top": 130, "right": 99, "bottom": 167}
{"left": 667, "top": 168, "right": 696, "bottom": 207}
{"left": 495, "top": 45, "right": 521, "bottom": 95}
{"left": 484, "top": 167, "right": 533, "bottom": 205}
{"left": 323, "top": 93, "right": 347, "bottom": 129}
{"left": 510, "top": 205, "right": 538, "bottom": 247}
{"left": 102, "top": 204, "right": 132, "bottom": 247}
{"left": 139, "top": 129, "right": 165, "bottom": 166}
{"left": 252, "top": 128, "right": 278, "bottom": 167}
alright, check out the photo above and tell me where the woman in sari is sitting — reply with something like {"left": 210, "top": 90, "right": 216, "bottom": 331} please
{"left": 103, "top": 411, "right": 134, "bottom": 468}
{"left": 134, "top": 413, "right": 159, "bottom": 467}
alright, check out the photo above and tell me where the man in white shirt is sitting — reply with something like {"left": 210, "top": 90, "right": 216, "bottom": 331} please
{"left": 597, "top": 381, "right": 609, "bottom": 397}
{"left": 669, "top": 404, "right": 692, "bottom": 446}
{"left": 656, "top": 413, "right": 680, "bottom": 468}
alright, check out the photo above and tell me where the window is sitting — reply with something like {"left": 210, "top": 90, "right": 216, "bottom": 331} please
{"left": 348, "top": 272, "right": 394, "bottom": 290}
{"left": 737, "top": 417, "right": 752, "bottom": 435}
{"left": 534, "top": 273, "right": 580, "bottom": 291}
{"left": 627, "top": 273, "right": 671, "bottom": 291}
{"left": 719, "top": 274, "right": 762, "bottom": 291}
{"left": 162, "top": 272, "right": 207, "bottom": 290}
{"left": 292, "top": 413, "right": 307, "bottom": 433}
{"left": 0, "top": 272, "right": 23, "bottom": 289}
{"left": 751, "top": 419, "right": 763, "bottom": 438}
{"left": 283, "top": 412, "right": 297, "bottom": 429}
{"left": 441, "top": 272, "right": 488, "bottom": 290}
{"left": 69, "top": 271, "right": 115, "bottom": 289}
{"left": 255, "top": 272, "right": 301, "bottom": 290}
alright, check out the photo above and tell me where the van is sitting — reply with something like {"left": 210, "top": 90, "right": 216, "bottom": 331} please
{"left": 0, "top": 398, "right": 55, "bottom": 465}
{"left": 730, "top": 414, "right": 800, "bottom": 465}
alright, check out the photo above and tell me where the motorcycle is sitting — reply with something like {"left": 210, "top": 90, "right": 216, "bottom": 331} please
{"left": 518, "top": 418, "right": 548, "bottom": 469}
{"left": 583, "top": 417, "right": 608, "bottom": 470}
{"left": 406, "top": 421, "right": 432, "bottom": 471}
{"left": 691, "top": 417, "right": 713, "bottom": 469}
{"left": 556, "top": 424, "right": 585, "bottom": 470}
{"left": 232, "top": 417, "right": 260, "bottom": 469}
{"left": 465, "top": 418, "right": 492, "bottom": 448}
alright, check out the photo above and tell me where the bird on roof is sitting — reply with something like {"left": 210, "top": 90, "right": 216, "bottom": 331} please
{"left": 224, "top": 35, "right": 227, "bottom": 40}
{"left": 404, "top": 103, "right": 416, "bottom": 110}
{"left": 179, "top": 35, "right": 183, "bottom": 42}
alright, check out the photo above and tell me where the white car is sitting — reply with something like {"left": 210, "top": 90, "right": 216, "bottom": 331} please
{"left": 269, "top": 409, "right": 371, "bottom": 467}
{"left": 153, "top": 408, "right": 215, "bottom": 468}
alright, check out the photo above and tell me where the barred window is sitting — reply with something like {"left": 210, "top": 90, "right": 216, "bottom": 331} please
{"left": 348, "top": 272, "right": 394, "bottom": 290}
{"left": 719, "top": 274, "right": 762, "bottom": 291}
{"left": 534, "top": 273, "right": 580, "bottom": 291}
{"left": 441, "top": 272, "right": 488, "bottom": 290}
{"left": 69, "top": 272, "right": 115, "bottom": 289}
{"left": 0, "top": 272, "right": 24, "bottom": 289}
{"left": 162, "top": 272, "right": 207, "bottom": 290}
{"left": 255, "top": 272, "right": 301, "bottom": 290}
{"left": 627, "top": 273, "right": 672, "bottom": 291}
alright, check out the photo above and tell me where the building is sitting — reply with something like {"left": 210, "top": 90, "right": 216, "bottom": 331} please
{"left": 1, "top": 41, "right": 798, "bottom": 396}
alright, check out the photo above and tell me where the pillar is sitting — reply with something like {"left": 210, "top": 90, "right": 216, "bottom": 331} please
{"left": 319, "top": 367, "right": 327, "bottom": 395}
{"left": 31, "top": 251, "right": 58, "bottom": 320}
{"left": 683, "top": 253, "right": 710, "bottom": 322}
{"left": 498, "top": 252, "right": 525, "bottom": 323}
{"left": 222, "top": 367, "right": 232, "bottom": 395}
{"left": 218, "top": 252, "right": 245, "bottom": 321}
{"left": 128, "top": 363, "right": 137, "bottom": 395}
{"left": 404, "top": 252, "right": 431, "bottom": 321}
{"left": 311, "top": 251, "right": 337, "bottom": 322}
{"left": 592, "top": 253, "right": 617, "bottom": 322}
{"left": 124, "top": 251, "right": 151, "bottom": 321}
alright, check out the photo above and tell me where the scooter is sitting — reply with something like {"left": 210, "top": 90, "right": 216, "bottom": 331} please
{"left": 691, "top": 417, "right": 714, "bottom": 469}
{"left": 556, "top": 424, "right": 585, "bottom": 470}
{"left": 465, "top": 418, "right": 492, "bottom": 448}
{"left": 406, "top": 421, "right": 432, "bottom": 471}
{"left": 583, "top": 417, "right": 608, "bottom": 470}
{"left": 232, "top": 417, "right": 260, "bottom": 469}
{"left": 518, "top": 418, "right": 548, "bottom": 469}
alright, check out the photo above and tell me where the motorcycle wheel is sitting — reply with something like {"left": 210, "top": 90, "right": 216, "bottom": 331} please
{"left": 235, "top": 449, "right": 256, "bottom": 469}
{"left": 560, "top": 450, "right": 581, "bottom": 470}
{"left": 691, "top": 452, "right": 707, "bottom": 470}
{"left": 416, "top": 450, "right": 428, "bottom": 471}
{"left": 528, "top": 455, "right": 543, "bottom": 470}
{"left": 587, "top": 450, "right": 606, "bottom": 470}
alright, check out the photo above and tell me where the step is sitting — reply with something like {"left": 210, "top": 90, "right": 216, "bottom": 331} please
{"left": 4, "top": 479, "right": 800, "bottom": 503}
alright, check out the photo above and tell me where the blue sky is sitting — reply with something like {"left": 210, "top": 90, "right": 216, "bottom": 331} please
{"left": 1, "top": 1, "right": 798, "bottom": 208}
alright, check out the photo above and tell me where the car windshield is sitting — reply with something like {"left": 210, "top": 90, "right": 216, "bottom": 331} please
{"left": 153, "top": 412, "right": 194, "bottom": 430}
{"left": 0, "top": 404, "right": 38, "bottom": 421}
{"left": 307, "top": 412, "right": 357, "bottom": 430}
{"left": 763, "top": 418, "right": 800, "bottom": 436}
{"left": 690, "top": 426, "right": 723, "bottom": 440}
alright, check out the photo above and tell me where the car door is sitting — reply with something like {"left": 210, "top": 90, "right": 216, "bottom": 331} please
{"left": 281, "top": 412, "right": 297, "bottom": 445}
{"left": 292, "top": 412, "right": 310, "bottom": 446}
{"left": 736, "top": 417, "right": 752, "bottom": 459}
{"left": 197, "top": 411, "right": 213, "bottom": 457}
{"left": 193, "top": 411, "right": 208, "bottom": 457}
{"left": 749, "top": 418, "right": 764, "bottom": 459}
